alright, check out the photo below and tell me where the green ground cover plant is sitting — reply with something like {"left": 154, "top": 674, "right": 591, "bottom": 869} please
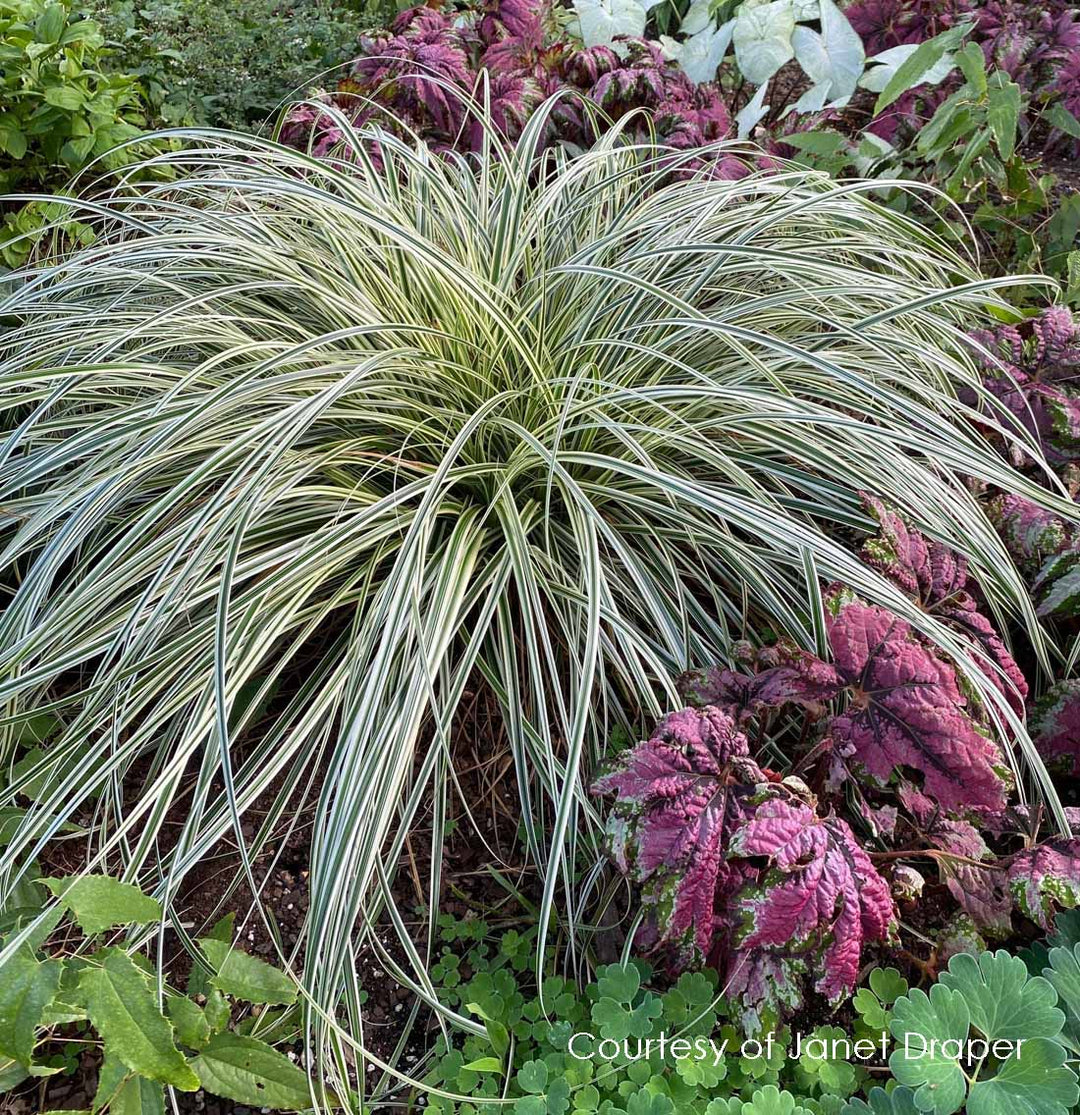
{"left": 94, "top": 0, "right": 397, "bottom": 130}
{"left": 0, "top": 0, "right": 155, "bottom": 266}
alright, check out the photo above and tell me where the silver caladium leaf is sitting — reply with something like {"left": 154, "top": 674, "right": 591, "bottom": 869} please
{"left": 674, "top": 19, "right": 735, "bottom": 84}
{"left": 573, "top": 0, "right": 650, "bottom": 47}
{"left": 736, "top": 82, "right": 771, "bottom": 136}
{"left": 733, "top": 0, "right": 795, "bottom": 85}
{"left": 790, "top": 0, "right": 865, "bottom": 107}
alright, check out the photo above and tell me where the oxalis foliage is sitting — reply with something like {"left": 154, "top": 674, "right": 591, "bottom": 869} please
{"left": 595, "top": 497, "right": 1080, "bottom": 1028}
{"left": 0, "top": 108, "right": 1076, "bottom": 1107}
{"left": 405, "top": 911, "right": 1080, "bottom": 1115}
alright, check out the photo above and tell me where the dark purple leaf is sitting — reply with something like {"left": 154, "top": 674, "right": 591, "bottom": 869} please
{"left": 591, "top": 707, "right": 764, "bottom": 964}
{"left": 861, "top": 497, "right": 1027, "bottom": 710}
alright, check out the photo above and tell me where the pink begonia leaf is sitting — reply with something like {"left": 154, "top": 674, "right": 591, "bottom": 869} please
{"left": 928, "top": 818, "right": 1011, "bottom": 935}
{"left": 591, "top": 707, "right": 763, "bottom": 965}
{"left": 968, "top": 307, "right": 1080, "bottom": 464}
{"left": 1032, "top": 680, "right": 1080, "bottom": 776}
{"left": 861, "top": 497, "right": 1027, "bottom": 710}
{"left": 989, "top": 494, "right": 1080, "bottom": 619}
{"left": 1008, "top": 839, "right": 1080, "bottom": 929}
{"left": 824, "top": 600, "right": 1010, "bottom": 814}
{"left": 280, "top": 3, "right": 744, "bottom": 176}
{"left": 727, "top": 798, "right": 896, "bottom": 1004}
{"left": 990, "top": 494, "right": 1071, "bottom": 574}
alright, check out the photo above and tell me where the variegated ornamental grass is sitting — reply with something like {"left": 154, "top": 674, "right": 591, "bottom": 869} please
{"left": 0, "top": 106, "right": 1075, "bottom": 1104}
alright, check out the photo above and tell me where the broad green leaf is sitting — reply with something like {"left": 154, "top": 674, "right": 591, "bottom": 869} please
{"left": 61, "top": 135, "right": 95, "bottom": 168}
{"left": 463, "top": 1057, "right": 504, "bottom": 1072}
{"left": 203, "top": 989, "right": 231, "bottom": 1033}
{"left": 34, "top": 3, "right": 65, "bottom": 44}
{"left": 187, "top": 911, "right": 234, "bottom": 997}
{"left": 733, "top": 0, "right": 796, "bottom": 85}
{"left": 986, "top": 77, "right": 1021, "bottom": 161}
{"left": 955, "top": 41, "right": 986, "bottom": 97}
{"left": 0, "top": 950, "right": 61, "bottom": 1065}
{"left": 782, "top": 130, "right": 848, "bottom": 157}
{"left": 938, "top": 950, "right": 1064, "bottom": 1041}
{"left": 572, "top": 0, "right": 647, "bottom": 46}
{"left": 1047, "top": 104, "right": 1080, "bottom": 141}
{"left": 78, "top": 951, "right": 197, "bottom": 1090}
{"left": 1067, "top": 251, "right": 1080, "bottom": 305}
{"left": 167, "top": 995, "right": 210, "bottom": 1050}
{"left": 889, "top": 984, "right": 969, "bottom": 1115}
{"left": 43, "top": 876, "right": 161, "bottom": 937}
{"left": 14, "top": 714, "right": 60, "bottom": 746}
{"left": 40, "top": 1001, "right": 88, "bottom": 1026}
{"left": 0, "top": 126, "right": 27, "bottom": 160}
{"left": 43, "top": 86, "right": 83, "bottom": 111}
{"left": 859, "top": 43, "right": 958, "bottom": 94}
{"left": 93, "top": 1056, "right": 165, "bottom": 1115}
{"left": 198, "top": 939, "right": 296, "bottom": 1006}
{"left": 190, "top": 1033, "right": 322, "bottom": 1109}
{"left": 873, "top": 23, "right": 971, "bottom": 114}
{"left": 0, "top": 1055, "right": 30, "bottom": 1091}
{"left": 965, "top": 1038, "right": 1078, "bottom": 1115}
{"left": 0, "top": 807, "right": 77, "bottom": 845}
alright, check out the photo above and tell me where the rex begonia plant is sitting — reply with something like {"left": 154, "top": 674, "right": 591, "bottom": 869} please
{"left": 595, "top": 502, "right": 1080, "bottom": 1019}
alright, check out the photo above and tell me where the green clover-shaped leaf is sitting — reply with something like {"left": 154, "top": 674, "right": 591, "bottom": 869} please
{"left": 842, "top": 1085, "right": 920, "bottom": 1114}
{"left": 965, "top": 1037, "right": 1078, "bottom": 1115}
{"left": 704, "top": 1100, "right": 743, "bottom": 1115}
{"left": 1044, "top": 943, "right": 1080, "bottom": 1053}
{"left": 797, "top": 1026, "right": 857, "bottom": 1094}
{"left": 741, "top": 1084, "right": 813, "bottom": 1114}
{"left": 674, "top": 1051, "right": 726, "bottom": 1088}
{"left": 870, "top": 969, "right": 909, "bottom": 1005}
{"left": 939, "top": 950, "right": 1064, "bottom": 1041}
{"left": 628, "top": 996, "right": 663, "bottom": 1038}
{"left": 888, "top": 984, "right": 969, "bottom": 1115}
{"left": 597, "top": 965, "right": 641, "bottom": 1004}
{"left": 518, "top": 1060, "right": 549, "bottom": 1095}
{"left": 853, "top": 987, "right": 890, "bottom": 1033}
{"left": 592, "top": 997, "right": 633, "bottom": 1041}
{"left": 625, "top": 1090, "right": 673, "bottom": 1115}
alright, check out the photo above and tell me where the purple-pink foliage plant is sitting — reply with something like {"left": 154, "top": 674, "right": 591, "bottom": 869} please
{"left": 280, "top": 0, "right": 743, "bottom": 172}
{"left": 967, "top": 307, "right": 1080, "bottom": 466}
{"left": 594, "top": 500, "right": 1080, "bottom": 1017}
{"left": 591, "top": 706, "right": 897, "bottom": 1023}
